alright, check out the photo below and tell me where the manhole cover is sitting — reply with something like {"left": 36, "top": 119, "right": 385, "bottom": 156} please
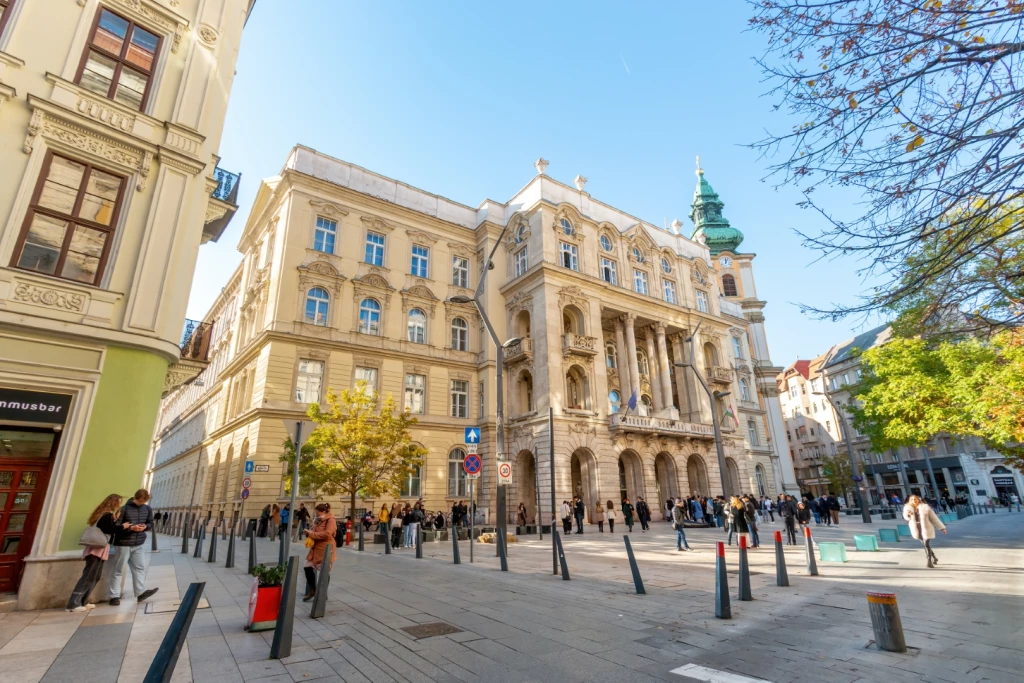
{"left": 401, "top": 622, "right": 462, "bottom": 639}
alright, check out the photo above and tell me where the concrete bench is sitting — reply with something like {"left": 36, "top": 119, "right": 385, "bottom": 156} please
{"left": 897, "top": 524, "right": 912, "bottom": 537}
{"left": 818, "top": 542, "right": 848, "bottom": 562}
{"left": 854, "top": 534, "right": 879, "bottom": 551}
{"left": 878, "top": 528, "right": 900, "bottom": 543}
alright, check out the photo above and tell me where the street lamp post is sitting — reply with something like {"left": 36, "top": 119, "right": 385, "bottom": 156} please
{"left": 814, "top": 390, "right": 872, "bottom": 523}
{"left": 673, "top": 321, "right": 732, "bottom": 499}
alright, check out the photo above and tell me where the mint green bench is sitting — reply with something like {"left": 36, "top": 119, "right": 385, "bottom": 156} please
{"left": 854, "top": 534, "right": 879, "bottom": 551}
{"left": 896, "top": 524, "right": 912, "bottom": 537}
{"left": 878, "top": 528, "right": 900, "bottom": 543}
{"left": 818, "top": 542, "right": 848, "bottom": 562}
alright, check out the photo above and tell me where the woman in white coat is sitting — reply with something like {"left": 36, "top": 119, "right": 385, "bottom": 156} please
{"left": 902, "top": 494, "right": 946, "bottom": 567}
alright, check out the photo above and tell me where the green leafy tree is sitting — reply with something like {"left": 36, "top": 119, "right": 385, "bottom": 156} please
{"left": 819, "top": 451, "right": 854, "bottom": 503}
{"left": 280, "top": 382, "right": 426, "bottom": 519}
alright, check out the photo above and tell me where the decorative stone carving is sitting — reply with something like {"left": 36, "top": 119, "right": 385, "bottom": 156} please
{"left": 401, "top": 284, "right": 438, "bottom": 316}
{"left": 568, "top": 422, "right": 597, "bottom": 437}
{"left": 76, "top": 98, "right": 134, "bottom": 133}
{"left": 360, "top": 214, "right": 395, "bottom": 233}
{"left": 406, "top": 229, "right": 437, "bottom": 244}
{"left": 197, "top": 24, "right": 218, "bottom": 47}
{"left": 13, "top": 282, "right": 87, "bottom": 312}
{"left": 298, "top": 260, "right": 345, "bottom": 295}
{"left": 138, "top": 151, "right": 152, "bottom": 191}
{"left": 448, "top": 241, "right": 473, "bottom": 259}
{"left": 505, "top": 291, "right": 533, "bottom": 320}
{"left": 297, "top": 348, "right": 329, "bottom": 361}
{"left": 450, "top": 370, "right": 471, "bottom": 381}
{"left": 26, "top": 112, "right": 146, "bottom": 185}
{"left": 310, "top": 199, "right": 348, "bottom": 219}
{"left": 557, "top": 285, "right": 588, "bottom": 312}
{"left": 744, "top": 311, "right": 765, "bottom": 323}
{"left": 106, "top": 0, "right": 187, "bottom": 53}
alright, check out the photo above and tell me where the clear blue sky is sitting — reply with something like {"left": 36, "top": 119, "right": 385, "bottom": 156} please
{"left": 188, "top": 0, "right": 886, "bottom": 365}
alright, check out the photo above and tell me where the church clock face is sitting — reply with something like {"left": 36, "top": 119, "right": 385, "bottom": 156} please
{"left": 719, "top": 256, "right": 733, "bottom": 268}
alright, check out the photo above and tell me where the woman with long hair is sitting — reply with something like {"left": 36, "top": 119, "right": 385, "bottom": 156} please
{"left": 302, "top": 503, "right": 337, "bottom": 602}
{"left": 66, "top": 494, "right": 122, "bottom": 612}
{"left": 903, "top": 494, "right": 946, "bottom": 567}
{"left": 728, "top": 496, "right": 749, "bottom": 546}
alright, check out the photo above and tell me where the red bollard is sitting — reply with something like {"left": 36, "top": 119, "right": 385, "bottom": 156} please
{"left": 774, "top": 530, "right": 790, "bottom": 587}
{"left": 345, "top": 520, "right": 352, "bottom": 546}
{"left": 804, "top": 525, "right": 818, "bottom": 576}
{"left": 715, "top": 541, "right": 731, "bottom": 619}
{"left": 737, "top": 536, "right": 752, "bottom": 601}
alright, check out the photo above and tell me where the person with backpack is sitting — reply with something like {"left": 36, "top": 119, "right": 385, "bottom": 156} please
{"left": 107, "top": 489, "right": 158, "bottom": 606}
{"left": 67, "top": 494, "right": 122, "bottom": 612}
{"left": 779, "top": 494, "right": 798, "bottom": 545}
{"left": 828, "top": 494, "right": 841, "bottom": 526}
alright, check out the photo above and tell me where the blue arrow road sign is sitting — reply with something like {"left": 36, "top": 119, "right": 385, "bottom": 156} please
{"left": 464, "top": 427, "right": 480, "bottom": 444}
{"left": 463, "top": 454, "right": 482, "bottom": 475}
{"left": 244, "top": 460, "right": 255, "bottom": 474}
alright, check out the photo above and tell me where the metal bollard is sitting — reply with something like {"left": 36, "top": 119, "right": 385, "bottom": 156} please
{"left": 415, "top": 525, "right": 423, "bottom": 559}
{"left": 278, "top": 530, "right": 287, "bottom": 567}
{"left": 247, "top": 525, "right": 257, "bottom": 575}
{"left": 180, "top": 514, "right": 189, "bottom": 555}
{"left": 866, "top": 592, "right": 907, "bottom": 653}
{"left": 207, "top": 530, "right": 218, "bottom": 563}
{"left": 143, "top": 581, "right": 206, "bottom": 683}
{"left": 715, "top": 541, "right": 731, "bottom": 619}
{"left": 623, "top": 536, "right": 645, "bottom": 595}
{"left": 452, "top": 527, "right": 461, "bottom": 565}
{"left": 358, "top": 523, "right": 365, "bottom": 552}
{"left": 553, "top": 530, "right": 570, "bottom": 580}
{"left": 384, "top": 521, "right": 392, "bottom": 555}
{"left": 193, "top": 526, "right": 205, "bottom": 559}
{"left": 310, "top": 542, "right": 334, "bottom": 619}
{"left": 151, "top": 528, "right": 159, "bottom": 553}
{"left": 737, "top": 536, "right": 752, "bottom": 601}
{"left": 804, "top": 525, "right": 818, "bottom": 576}
{"left": 774, "top": 530, "right": 790, "bottom": 587}
{"left": 270, "top": 556, "right": 298, "bottom": 659}
{"left": 224, "top": 528, "right": 235, "bottom": 569}
{"left": 496, "top": 529, "right": 508, "bottom": 571}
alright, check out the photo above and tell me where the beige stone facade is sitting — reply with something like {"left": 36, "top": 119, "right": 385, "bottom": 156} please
{"left": 148, "top": 147, "right": 798, "bottom": 531}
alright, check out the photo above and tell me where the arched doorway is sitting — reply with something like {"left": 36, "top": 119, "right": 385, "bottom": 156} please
{"left": 687, "top": 454, "right": 709, "bottom": 496}
{"left": 703, "top": 342, "right": 719, "bottom": 370}
{"left": 654, "top": 452, "right": 679, "bottom": 519}
{"left": 617, "top": 450, "right": 645, "bottom": 505}
{"left": 515, "top": 450, "right": 538, "bottom": 525}
{"left": 725, "top": 457, "right": 741, "bottom": 496}
{"left": 563, "top": 305, "right": 586, "bottom": 335}
{"left": 570, "top": 448, "right": 599, "bottom": 523}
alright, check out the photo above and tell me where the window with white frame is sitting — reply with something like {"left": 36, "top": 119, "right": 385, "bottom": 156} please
{"left": 404, "top": 374, "right": 425, "bottom": 414}
{"left": 450, "top": 380, "right": 468, "bottom": 417}
{"left": 560, "top": 242, "right": 578, "bottom": 271}
{"left": 609, "top": 390, "right": 621, "bottom": 414}
{"left": 400, "top": 465, "right": 421, "bottom": 498}
{"left": 514, "top": 248, "right": 528, "bottom": 276}
{"left": 733, "top": 336, "right": 743, "bottom": 358}
{"left": 600, "top": 234, "right": 612, "bottom": 251}
{"left": 411, "top": 244, "right": 429, "bottom": 277}
{"left": 661, "top": 256, "right": 672, "bottom": 273}
{"left": 633, "top": 269, "right": 649, "bottom": 295}
{"left": 295, "top": 359, "right": 324, "bottom": 403}
{"left": 407, "top": 308, "right": 426, "bottom": 343}
{"left": 560, "top": 217, "right": 575, "bottom": 236}
{"left": 663, "top": 279, "right": 677, "bottom": 304}
{"left": 452, "top": 256, "right": 469, "bottom": 288}
{"left": 739, "top": 377, "right": 750, "bottom": 402}
{"left": 365, "top": 231, "right": 385, "bottom": 266}
{"left": 605, "top": 340, "right": 617, "bottom": 368}
{"left": 451, "top": 317, "right": 468, "bottom": 351}
{"left": 305, "top": 287, "right": 330, "bottom": 326}
{"left": 448, "top": 448, "right": 468, "bottom": 496}
{"left": 313, "top": 216, "right": 336, "bottom": 254}
{"left": 358, "top": 298, "right": 381, "bottom": 335}
{"left": 747, "top": 419, "right": 760, "bottom": 446}
{"left": 695, "top": 289, "right": 709, "bottom": 312}
{"left": 600, "top": 258, "right": 618, "bottom": 284}
{"left": 355, "top": 366, "right": 378, "bottom": 396}
{"left": 632, "top": 246, "right": 645, "bottom": 263}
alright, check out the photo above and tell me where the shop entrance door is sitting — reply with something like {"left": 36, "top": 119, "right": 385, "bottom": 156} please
{"left": 0, "top": 429, "right": 57, "bottom": 593}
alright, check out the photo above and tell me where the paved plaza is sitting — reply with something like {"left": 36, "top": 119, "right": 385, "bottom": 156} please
{"left": 0, "top": 509, "right": 1021, "bottom": 683}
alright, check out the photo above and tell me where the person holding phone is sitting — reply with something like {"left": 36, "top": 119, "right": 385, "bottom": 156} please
{"left": 107, "top": 489, "right": 158, "bottom": 606}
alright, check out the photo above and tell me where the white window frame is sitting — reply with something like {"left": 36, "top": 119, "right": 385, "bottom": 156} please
{"left": 633, "top": 269, "right": 649, "bottom": 295}
{"left": 411, "top": 244, "right": 429, "bottom": 278}
{"left": 358, "top": 298, "right": 381, "bottom": 335}
{"left": 404, "top": 373, "right": 425, "bottom": 414}
{"left": 295, "top": 359, "right": 324, "bottom": 404}
{"left": 600, "top": 258, "right": 618, "bottom": 285}
{"left": 407, "top": 308, "right": 426, "bottom": 344}
{"left": 448, "top": 448, "right": 468, "bottom": 497}
{"left": 695, "top": 289, "right": 709, "bottom": 312}
{"left": 733, "top": 336, "right": 743, "bottom": 359}
{"left": 451, "top": 317, "right": 469, "bottom": 351}
{"left": 514, "top": 248, "right": 528, "bottom": 277}
{"left": 663, "top": 279, "right": 677, "bottom": 304}
{"left": 739, "top": 377, "right": 750, "bottom": 402}
{"left": 747, "top": 419, "right": 760, "bottom": 446}
{"left": 450, "top": 380, "right": 468, "bottom": 418}
{"left": 313, "top": 216, "right": 337, "bottom": 254}
{"left": 305, "top": 287, "right": 330, "bottom": 326}
{"left": 452, "top": 256, "right": 469, "bottom": 288}
{"left": 355, "top": 366, "right": 378, "bottom": 396}
{"left": 559, "top": 242, "right": 579, "bottom": 271}
{"left": 365, "top": 231, "right": 386, "bottom": 266}
{"left": 400, "top": 464, "right": 422, "bottom": 498}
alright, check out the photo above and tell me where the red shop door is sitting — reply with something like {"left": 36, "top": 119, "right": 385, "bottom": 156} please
{"left": 0, "top": 429, "right": 57, "bottom": 593}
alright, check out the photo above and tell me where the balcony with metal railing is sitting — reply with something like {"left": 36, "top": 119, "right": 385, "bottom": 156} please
{"left": 204, "top": 166, "right": 241, "bottom": 244}
{"left": 504, "top": 337, "right": 533, "bottom": 364}
{"left": 164, "top": 319, "right": 214, "bottom": 396}
{"left": 609, "top": 413, "right": 715, "bottom": 439}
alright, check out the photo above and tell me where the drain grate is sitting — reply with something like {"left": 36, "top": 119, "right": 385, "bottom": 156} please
{"left": 401, "top": 622, "right": 463, "bottom": 639}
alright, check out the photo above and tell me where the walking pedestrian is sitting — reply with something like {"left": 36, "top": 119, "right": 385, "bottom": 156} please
{"left": 295, "top": 503, "right": 311, "bottom": 535}
{"left": 517, "top": 503, "right": 528, "bottom": 528}
{"left": 780, "top": 494, "right": 798, "bottom": 545}
{"left": 828, "top": 494, "right": 841, "bottom": 526}
{"left": 622, "top": 497, "right": 635, "bottom": 533}
{"left": 107, "top": 489, "right": 158, "bottom": 606}
{"left": 269, "top": 505, "right": 280, "bottom": 541}
{"left": 561, "top": 500, "right": 572, "bottom": 534}
{"left": 258, "top": 505, "right": 270, "bottom": 537}
{"left": 1012, "top": 493, "right": 1021, "bottom": 512}
{"left": 743, "top": 495, "right": 760, "bottom": 548}
{"left": 574, "top": 497, "right": 585, "bottom": 534}
{"left": 302, "top": 503, "right": 337, "bottom": 602}
{"left": 636, "top": 497, "right": 651, "bottom": 532}
{"left": 903, "top": 494, "right": 945, "bottom": 568}
{"left": 763, "top": 497, "right": 775, "bottom": 522}
{"left": 665, "top": 499, "right": 674, "bottom": 524}
{"left": 808, "top": 497, "right": 821, "bottom": 525}
{"left": 279, "top": 504, "right": 291, "bottom": 538}
{"left": 729, "top": 496, "right": 749, "bottom": 547}
{"left": 672, "top": 499, "right": 692, "bottom": 551}
{"left": 715, "top": 496, "right": 725, "bottom": 530}
{"left": 594, "top": 502, "right": 605, "bottom": 532}
{"left": 67, "top": 494, "right": 122, "bottom": 612}
{"left": 606, "top": 501, "right": 617, "bottom": 533}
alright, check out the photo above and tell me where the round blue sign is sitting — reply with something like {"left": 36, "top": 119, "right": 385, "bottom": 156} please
{"left": 463, "top": 454, "right": 482, "bottom": 475}
{"left": 241, "top": 489, "right": 250, "bottom": 499}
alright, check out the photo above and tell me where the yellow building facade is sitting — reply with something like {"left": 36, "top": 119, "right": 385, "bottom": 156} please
{"left": 148, "top": 147, "right": 798, "bottom": 533}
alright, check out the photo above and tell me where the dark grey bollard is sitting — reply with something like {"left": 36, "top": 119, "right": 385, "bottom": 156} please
{"left": 221, "top": 519, "right": 227, "bottom": 541}
{"left": 358, "top": 523, "right": 365, "bottom": 552}
{"left": 553, "top": 530, "right": 570, "bottom": 580}
{"left": 715, "top": 542, "right": 731, "bottom": 619}
{"left": 497, "top": 529, "right": 508, "bottom": 571}
{"left": 774, "top": 531, "right": 790, "bottom": 587}
{"left": 247, "top": 526, "right": 257, "bottom": 574}
{"left": 737, "top": 537, "right": 753, "bottom": 601}
{"left": 278, "top": 530, "right": 287, "bottom": 567}
{"left": 867, "top": 592, "right": 907, "bottom": 653}
{"left": 804, "top": 525, "right": 818, "bottom": 576}
{"left": 384, "top": 521, "right": 391, "bottom": 555}
{"left": 623, "top": 536, "right": 645, "bottom": 595}
{"left": 224, "top": 528, "right": 235, "bottom": 569}
{"left": 207, "top": 530, "right": 218, "bottom": 563}
{"left": 310, "top": 543, "right": 334, "bottom": 619}
{"left": 151, "top": 528, "right": 159, "bottom": 553}
{"left": 180, "top": 514, "right": 189, "bottom": 555}
{"left": 415, "top": 525, "right": 423, "bottom": 559}
{"left": 143, "top": 581, "right": 206, "bottom": 683}
{"left": 193, "top": 526, "right": 205, "bottom": 559}
{"left": 270, "top": 556, "right": 298, "bottom": 659}
{"left": 451, "top": 527, "right": 461, "bottom": 564}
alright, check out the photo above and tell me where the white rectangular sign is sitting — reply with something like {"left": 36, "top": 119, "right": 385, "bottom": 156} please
{"left": 466, "top": 443, "right": 479, "bottom": 455}
{"left": 497, "top": 461, "right": 513, "bottom": 486}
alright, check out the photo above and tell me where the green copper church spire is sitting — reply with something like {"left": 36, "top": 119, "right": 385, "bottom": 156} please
{"left": 689, "top": 156, "right": 743, "bottom": 255}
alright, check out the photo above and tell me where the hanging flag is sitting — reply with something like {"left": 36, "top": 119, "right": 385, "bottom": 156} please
{"left": 722, "top": 404, "right": 739, "bottom": 426}
{"left": 627, "top": 389, "right": 638, "bottom": 412}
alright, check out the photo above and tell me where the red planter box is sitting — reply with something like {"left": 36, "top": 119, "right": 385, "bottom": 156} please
{"left": 245, "top": 578, "right": 281, "bottom": 632}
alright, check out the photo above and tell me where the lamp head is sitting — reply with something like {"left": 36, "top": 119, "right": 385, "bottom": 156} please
{"left": 713, "top": 390, "right": 730, "bottom": 399}
{"left": 502, "top": 337, "right": 523, "bottom": 348}
{"left": 448, "top": 295, "right": 474, "bottom": 304}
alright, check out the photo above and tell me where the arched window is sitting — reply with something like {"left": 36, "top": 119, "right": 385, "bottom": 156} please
{"left": 661, "top": 256, "right": 672, "bottom": 273}
{"left": 632, "top": 246, "right": 645, "bottom": 263}
{"left": 641, "top": 394, "right": 652, "bottom": 409}
{"left": 722, "top": 274, "right": 738, "bottom": 297}
{"left": 448, "top": 448, "right": 468, "bottom": 497}
{"left": 637, "top": 350, "right": 650, "bottom": 376}
{"left": 358, "top": 298, "right": 381, "bottom": 335}
{"left": 600, "top": 234, "right": 612, "bottom": 251}
{"left": 400, "top": 464, "right": 422, "bottom": 498}
{"left": 739, "top": 378, "right": 750, "bottom": 402}
{"left": 407, "top": 308, "right": 426, "bottom": 344}
{"left": 560, "top": 217, "right": 575, "bottom": 236}
{"left": 451, "top": 317, "right": 468, "bottom": 351}
{"left": 609, "top": 390, "right": 621, "bottom": 414}
{"left": 305, "top": 287, "right": 329, "bottom": 326}
{"left": 565, "top": 365, "right": 591, "bottom": 410}
{"left": 605, "top": 341, "right": 617, "bottom": 368}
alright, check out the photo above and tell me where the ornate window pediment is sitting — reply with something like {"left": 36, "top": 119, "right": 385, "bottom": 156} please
{"left": 407, "top": 228, "right": 438, "bottom": 244}
{"left": 298, "top": 259, "right": 346, "bottom": 296}
{"left": 352, "top": 271, "right": 394, "bottom": 305}
{"left": 449, "top": 241, "right": 474, "bottom": 260}
{"left": 557, "top": 285, "right": 588, "bottom": 312}
{"left": 310, "top": 199, "right": 348, "bottom": 220}
{"left": 691, "top": 259, "right": 710, "bottom": 284}
{"left": 505, "top": 213, "right": 531, "bottom": 251}
{"left": 401, "top": 282, "right": 439, "bottom": 316}
{"left": 360, "top": 214, "right": 395, "bottom": 233}
{"left": 553, "top": 206, "right": 584, "bottom": 245}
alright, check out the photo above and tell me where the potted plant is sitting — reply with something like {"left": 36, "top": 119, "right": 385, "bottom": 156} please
{"left": 245, "top": 563, "right": 287, "bottom": 632}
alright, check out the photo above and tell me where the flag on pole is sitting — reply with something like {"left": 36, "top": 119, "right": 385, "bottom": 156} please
{"left": 627, "top": 389, "right": 638, "bottom": 412}
{"left": 722, "top": 404, "right": 739, "bottom": 426}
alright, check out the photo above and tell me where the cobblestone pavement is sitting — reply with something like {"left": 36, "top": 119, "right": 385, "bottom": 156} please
{"left": 1, "top": 509, "right": 1021, "bottom": 682}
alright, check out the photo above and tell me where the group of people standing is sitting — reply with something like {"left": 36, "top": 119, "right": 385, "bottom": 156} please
{"left": 558, "top": 496, "right": 653, "bottom": 534}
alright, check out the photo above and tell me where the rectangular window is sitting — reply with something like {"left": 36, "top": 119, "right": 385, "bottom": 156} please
{"left": 365, "top": 231, "right": 385, "bottom": 266}
{"left": 663, "top": 279, "right": 677, "bottom": 304}
{"left": 77, "top": 8, "right": 160, "bottom": 111}
{"left": 733, "top": 336, "right": 743, "bottom": 359}
{"left": 12, "top": 153, "right": 125, "bottom": 285}
{"left": 515, "top": 248, "right": 528, "bottom": 277}
{"left": 747, "top": 420, "right": 760, "bottom": 446}
{"left": 559, "top": 242, "right": 578, "bottom": 271}
{"left": 0, "top": 0, "right": 13, "bottom": 38}
{"left": 452, "top": 256, "right": 469, "bottom": 288}
{"left": 295, "top": 360, "right": 324, "bottom": 404}
{"left": 600, "top": 258, "right": 618, "bottom": 285}
{"left": 404, "top": 374, "right": 425, "bottom": 414}
{"left": 695, "top": 289, "right": 709, "bottom": 313}
{"left": 633, "top": 269, "right": 649, "bottom": 295}
{"left": 411, "top": 244, "right": 429, "bottom": 277}
{"left": 355, "top": 367, "right": 378, "bottom": 396}
{"left": 450, "top": 380, "right": 468, "bottom": 418}
{"left": 313, "top": 216, "right": 336, "bottom": 254}
{"left": 400, "top": 466, "right": 421, "bottom": 498}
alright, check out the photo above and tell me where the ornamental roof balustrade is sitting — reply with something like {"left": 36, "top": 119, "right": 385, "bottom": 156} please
{"left": 609, "top": 413, "right": 715, "bottom": 439}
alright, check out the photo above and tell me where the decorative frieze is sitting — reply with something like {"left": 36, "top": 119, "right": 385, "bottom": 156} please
{"left": 13, "top": 282, "right": 87, "bottom": 312}
{"left": 106, "top": 0, "right": 188, "bottom": 53}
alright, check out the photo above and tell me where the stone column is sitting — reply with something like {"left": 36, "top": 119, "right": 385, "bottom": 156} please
{"left": 655, "top": 323, "right": 674, "bottom": 410}
{"left": 624, "top": 314, "right": 641, "bottom": 406}
{"left": 671, "top": 334, "right": 691, "bottom": 418}
{"left": 644, "top": 332, "right": 663, "bottom": 411}
{"left": 614, "top": 317, "right": 632, "bottom": 399}
{"left": 941, "top": 467, "right": 954, "bottom": 497}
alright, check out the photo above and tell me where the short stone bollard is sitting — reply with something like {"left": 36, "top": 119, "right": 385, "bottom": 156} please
{"left": 867, "top": 592, "right": 907, "bottom": 653}
{"left": 878, "top": 528, "right": 900, "bottom": 543}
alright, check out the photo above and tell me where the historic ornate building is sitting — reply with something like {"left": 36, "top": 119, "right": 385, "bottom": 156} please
{"left": 147, "top": 146, "right": 798, "bottom": 533}
{"left": 0, "top": 0, "right": 252, "bottom": 608}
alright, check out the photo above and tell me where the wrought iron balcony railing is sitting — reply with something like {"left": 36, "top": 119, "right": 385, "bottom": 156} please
{"left": 211, "top": 167, "right": 240, "bottom": 203}
{"left": 180, "top": 319, "right": 213, "bottom": 362}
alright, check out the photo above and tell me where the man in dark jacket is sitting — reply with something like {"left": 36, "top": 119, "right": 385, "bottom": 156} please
{"left": 636, "top": 497, "right": 651, "bottom": 532}
{"left": 827, "top": 494, "right": 841, "bottom": 526}
{"left": 107, "top": 489, "right": 158, "bottom": 606}
{"left": 573, "top": 497, "right": 585, "bottom": 534}
{"left": 779, "top": 494, "right": 798, "bottom": 545}
{"left": 742, "top": 495, "right": 760, "bottom": 548}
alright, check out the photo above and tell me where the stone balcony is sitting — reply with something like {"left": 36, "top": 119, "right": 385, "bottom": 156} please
{"left": 709, "top": 366, "right": 733, "bottom": 385}
{"left": 504, "top": 337, "right": 533, "bottom": 364}
{"left": 163, "top": 319, "right": 213, "bottom": 396}
{"left": 562, "top": 333, "right": 598, "bottom": 356}
{"left": 609, "top": 413, "right": 715, "bottom": 439}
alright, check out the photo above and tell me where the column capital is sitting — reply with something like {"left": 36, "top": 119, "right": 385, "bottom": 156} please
{"left": 623, "top": 312, "right": 637, "bottom": 324}
{"left": 655, "top": 321, "right": 667, "bottom": 334}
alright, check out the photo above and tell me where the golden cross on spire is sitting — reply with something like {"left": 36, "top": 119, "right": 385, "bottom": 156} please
{"left": 696, "top": 155, "right": 703, "bottom": 176}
